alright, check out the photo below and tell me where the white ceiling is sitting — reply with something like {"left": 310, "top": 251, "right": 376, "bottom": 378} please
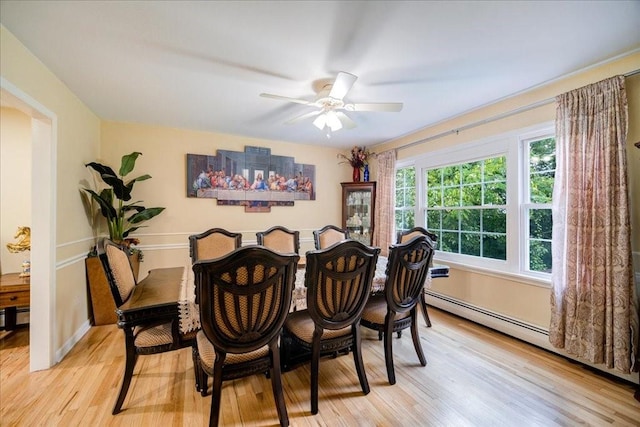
{"left": 1, "top": 1, "right": 639, "bottom": 149}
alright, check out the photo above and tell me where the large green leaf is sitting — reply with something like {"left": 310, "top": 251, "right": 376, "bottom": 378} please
{"left": 85, "top": 162, "right": 117, "bottom": 177}
{"left": 99, "top": 173, "right": 131, "bottom": 201}
{"left": 83, "top": 188, "right": 117, "bottom": 219}
{"left": 119, "top": 152, "right": 142, "bottom": 177}
{"left": 128, "top": 207, "right": 165, "bottom": 224}
{"left": 125, "top": 175, "right": 152, "bottom": 193}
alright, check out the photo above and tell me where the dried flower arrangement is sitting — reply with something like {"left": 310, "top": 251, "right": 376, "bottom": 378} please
{"left": 337, "top": 146, "right": 375, "bottom": 168}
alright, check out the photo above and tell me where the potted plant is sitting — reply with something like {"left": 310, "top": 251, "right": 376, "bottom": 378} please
{"left": 81, "top": 151, "right": 165, "bottom": 325}
{"left": 83, "top": 151, "right": 165, "bottom": 246}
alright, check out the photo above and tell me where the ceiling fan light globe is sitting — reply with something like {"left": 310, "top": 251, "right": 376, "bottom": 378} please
{"left": 313, "top": 114, "right": 327, "bottom": 130}
{"left": 326, "top": 111, "right": 342, "bottom": 131}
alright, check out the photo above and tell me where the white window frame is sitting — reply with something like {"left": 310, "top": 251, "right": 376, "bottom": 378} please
{"left": 519, "top": 127, "right": 556, "bottom": 279}
{"left": 394, "top": 163, "right": 417, "bottom": 237}
{"left": 403, "top": 122, "right": 553, "bottom": 284}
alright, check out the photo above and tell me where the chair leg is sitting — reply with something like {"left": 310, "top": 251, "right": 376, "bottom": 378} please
{"left": 311, "top": 330, "right": 322, "bottom": 415}
{"left": 384, "top": 318, "right": 396, "bottom": 385}
{"left": 200, "top": 367, "right": 209, "bottom": 396}
{"left": 269, "top": 342, "right": 289, "bottom": 426}
{"left": 209, "top": 355, "right": 225, "bottom": 427}
{"left": 420, "top": 293, "right": 432, "bottom": 327}
{"left": 411, "top": 312, "right": 427, "bottom": 366}
{"left": 352, "top": 324, "right": 370, "bottom": 395}
{"left": 113, "top": 336, "right": 137, "bottom": 415}
{"left": 192, "top": 344, "right": 201, "bottom": 392}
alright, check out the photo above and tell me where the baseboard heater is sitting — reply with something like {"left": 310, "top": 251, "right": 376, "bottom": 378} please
{"left": 425, "top": 290, "right": 639, "bottom": 383}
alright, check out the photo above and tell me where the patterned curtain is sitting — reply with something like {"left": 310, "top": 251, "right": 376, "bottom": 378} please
{"left": 373, "top": 150, "right": 396, "bottom": 257}
{"left": 550, "top": 75, "right": 638, "bottom": 373}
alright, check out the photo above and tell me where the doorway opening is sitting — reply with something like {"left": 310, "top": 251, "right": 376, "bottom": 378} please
{"left": 1, "top": 79, "right": 56, "bottom": 371}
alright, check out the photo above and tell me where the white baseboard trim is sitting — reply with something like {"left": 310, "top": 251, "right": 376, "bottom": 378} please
{"left": 425, "top": 291, "right": 639, "bottom": 384}
{"left": 55, "top": 319, "right": 91, "bottom": 364}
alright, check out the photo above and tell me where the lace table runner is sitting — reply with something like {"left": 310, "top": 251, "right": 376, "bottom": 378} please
{"left": 178, "top": 264, "right": 200, "bottom": 333}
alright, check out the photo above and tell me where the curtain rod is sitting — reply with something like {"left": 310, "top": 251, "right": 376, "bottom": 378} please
{"left": 397, "top": 69, "right": 640, "bottom": 152}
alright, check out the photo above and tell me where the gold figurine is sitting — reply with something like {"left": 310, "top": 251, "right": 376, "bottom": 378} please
{"left": 6, "top": 226, "right": 31, "bottom": 277}
{"left": 6, "top": 226, "right": 31, "bottom": 253}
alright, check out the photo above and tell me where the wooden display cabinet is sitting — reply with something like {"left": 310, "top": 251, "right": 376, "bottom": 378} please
{"left": 341, "top": 182, "right": 376, "bottom": 246}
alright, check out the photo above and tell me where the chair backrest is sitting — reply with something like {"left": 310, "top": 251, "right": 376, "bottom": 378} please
{"left": 305, "top": 240, "right": 380, "bottom": 330}
{"left": 396, "top": 226, "right": 438, "bottom": 246}
{"left": 256, "top": 226, "right": 300, "bottom": 254}
{"left": 193, "top": 246, "right": 299, "bottom": 354}
{"left": 313, "top": 225, "right": 351, "bottom": 250}
{"left": 384, "top": 235, "right": 435, "bottom": 314}
{"left": 189, "top": 228, "right": 242, "bottom": 263}
{"left": 97, "top": 238, "right": 138, "bottom": 307}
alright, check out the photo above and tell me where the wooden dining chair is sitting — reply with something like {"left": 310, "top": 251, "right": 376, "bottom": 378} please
{"left": 193, "top": 246, "right": 299, "bottom": 427}
{"left": 396, "top": 226, "right": 438, "bottom": 246}
{"left": 97, "top": 238, "right": 197, "bottom": 415}
{"left": 396, "top": 226, "right": 438, "bottom": 327}
{"left": 256, "top": 225, "right": 300, "bottom": 254}
{"left": 312, "top": 224, "right": 350, "bottom": 249}
{"left": 189, "top": 228, "right": 242, "bottom": 304}
{"left": 189, "top": 227, "right": 242, "bottom": 263}
{"left": 361, "top": 235, "right": 435, "bottom": 385}
{"left": 283, "top": 240, "right": 380, "bottom": 415}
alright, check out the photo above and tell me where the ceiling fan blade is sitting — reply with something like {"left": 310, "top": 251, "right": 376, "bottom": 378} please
{"left": 285, "top": 110, "right": 322, "bottom": 125}
{"left": 346, "top": 102, "right": 403, "bottom": 112}
{"left": 329, "top": 72, "right": 357, "bottom": 100}
{"left": 336, "top": 112, "right": 357, "bottom": 129}
{"left": 260, "top": 93, "right": 314, "bottom": 106}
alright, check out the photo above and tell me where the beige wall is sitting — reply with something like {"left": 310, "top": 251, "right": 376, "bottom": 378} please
{"left": 376, "top": 53, "right": 640, "bottom": 334}
{"left": 1, "top": 25, "right": 101, "bottom": 353}
{"left": 99, "top": 121, "right": 352, "bottom": 274}
{"left": 0, "top": 107, "right": 32, "bottom": 274}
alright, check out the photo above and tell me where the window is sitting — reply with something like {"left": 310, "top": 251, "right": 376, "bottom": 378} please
{"left": 395, "top": 166, "right": 416, "bottom": 235}
{"left": 396, "top": 124, "right": 555, "bottom": 279}
{"left": 523, "top": 137, "right": 555, "bottom": 273}
{"left": 425, "top": 156, "right": 507, "bottom": 260}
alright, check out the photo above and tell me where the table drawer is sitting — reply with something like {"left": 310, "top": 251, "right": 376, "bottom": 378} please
{"left": 0, "top": 290, "right": 30, "bottom": 308}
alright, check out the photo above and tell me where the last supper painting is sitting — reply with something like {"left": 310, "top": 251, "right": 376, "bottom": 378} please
{"left": 187, "top": 146, "right": 315, "bottom": 212}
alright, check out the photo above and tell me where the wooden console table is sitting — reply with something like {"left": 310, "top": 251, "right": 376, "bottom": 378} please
{"left": 0, "top": 273, "right": 30, "bottom": 331}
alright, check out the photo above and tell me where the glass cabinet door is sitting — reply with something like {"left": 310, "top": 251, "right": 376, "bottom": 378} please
{"left": 341, "top": 182, "right": 376, "bottom": 246}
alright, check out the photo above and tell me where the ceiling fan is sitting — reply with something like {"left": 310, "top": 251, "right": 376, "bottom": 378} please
{"left": 260, "top": 72, "right": 403, "bottom": 134}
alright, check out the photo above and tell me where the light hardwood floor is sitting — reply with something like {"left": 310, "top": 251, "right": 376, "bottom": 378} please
{"left": 2, "top": 308, "right": 639, "bottom": 426}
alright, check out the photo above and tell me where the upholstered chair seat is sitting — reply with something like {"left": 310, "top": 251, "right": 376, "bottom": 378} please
{"left": 196, "top": 332, "right": 270, "bottom": 370}
{"left": 132, "top": 323, "right": 174, "bottom": 347}
{"left": 361, "top": 295, "right": 410, "bottom": 325}
{"left": 284, "top": 311, "right": 352, "bottom": 343}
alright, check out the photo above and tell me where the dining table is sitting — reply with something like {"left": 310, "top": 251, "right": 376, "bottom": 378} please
{"left": 115, "top": 267, "right": 186, "bottom": 332}
{"left": 177, "top": 256, "right": 449, "bottom": 334}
